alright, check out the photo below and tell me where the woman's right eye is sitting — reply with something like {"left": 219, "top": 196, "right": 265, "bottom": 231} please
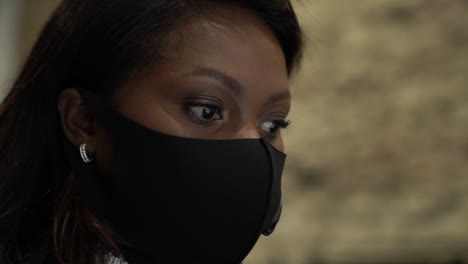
{"left": 186, "top": 102, "right": 223, "bottom": 125}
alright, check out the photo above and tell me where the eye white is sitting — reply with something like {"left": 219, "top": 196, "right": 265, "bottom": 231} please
{"left": 190, "top": 106, "right": 206, "bottom": 116}
{"left": 260, "top": 121, "right": 276, "bottom": 133}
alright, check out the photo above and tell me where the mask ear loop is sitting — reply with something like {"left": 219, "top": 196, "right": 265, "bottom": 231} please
{"left": 79, "top": 143, "right": 94, "bottom": 163}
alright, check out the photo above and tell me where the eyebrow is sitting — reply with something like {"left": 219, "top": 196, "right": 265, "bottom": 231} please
{"left": 267, "top": 90, "right": 291, "bottom": 104}
{"left": 182, "top": 66, "right": 291, "bottom": 104}
{"left": 182, "top": 66, "right": 242, "bottom": 95}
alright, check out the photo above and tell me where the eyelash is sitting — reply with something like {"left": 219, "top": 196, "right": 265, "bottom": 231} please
{"left": 184, "top": 101, "right": 290, "bottom": 137}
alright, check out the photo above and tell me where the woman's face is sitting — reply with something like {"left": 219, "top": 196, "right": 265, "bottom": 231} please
{"left": 115, "top": 8, "right": 289, "bottom": 144}
{"left": 92, "top": 7, "right": 290, "bottom": 167}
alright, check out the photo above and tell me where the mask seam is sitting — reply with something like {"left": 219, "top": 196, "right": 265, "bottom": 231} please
{"left": 232, "top": 138, "right": 274, "bottom": 264}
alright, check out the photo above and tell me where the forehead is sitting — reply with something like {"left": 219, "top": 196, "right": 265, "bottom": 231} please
{"left": 153, "top": 6, "right": 289, "bottom": 95}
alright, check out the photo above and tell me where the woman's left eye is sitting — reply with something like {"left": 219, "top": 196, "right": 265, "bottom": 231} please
{"left": 186, "top": 102, "right": 223, "bottom": 125}
{"left": 260, "top": 119, "right": 291, "bottom": 136}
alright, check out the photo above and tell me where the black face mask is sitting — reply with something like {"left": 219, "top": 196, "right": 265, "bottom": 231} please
{"left": 65, "top": 88, "right": 286, "bottom": 264}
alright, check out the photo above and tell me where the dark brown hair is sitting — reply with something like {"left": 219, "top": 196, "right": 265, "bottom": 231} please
{"left": 0, "top": 0, "right": 304, "bottom": 263}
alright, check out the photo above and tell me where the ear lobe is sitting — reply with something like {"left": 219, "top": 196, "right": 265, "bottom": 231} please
{"left": 57, "top": 88, "right": 97, "bottom": 152}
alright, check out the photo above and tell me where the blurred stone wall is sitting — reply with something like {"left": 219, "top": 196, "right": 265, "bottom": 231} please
{"left": 0, "top": 0, "right": 61, "bottom": 97}
{"left": 0, "top": 0, "right": 21, "bottom": 96}
{"left": 247, "top": 1, "right": 468, "bottom": 263}
{"left": 1, "top": 0, "right": 467, "bottom": 263}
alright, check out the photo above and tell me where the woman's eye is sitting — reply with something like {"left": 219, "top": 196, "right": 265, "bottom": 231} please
{"left": 186, "top": 103, "right": 223, "bottom": 125}
{"left": 260, "top": 120, "right": 291, "bottom": 137}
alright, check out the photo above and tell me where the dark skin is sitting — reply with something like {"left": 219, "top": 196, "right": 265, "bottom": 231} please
{"left": 58, "top": 7, "right": 291, "bottom": 173}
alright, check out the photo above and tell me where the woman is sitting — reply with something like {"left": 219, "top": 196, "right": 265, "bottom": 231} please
{"left": 0, "top": 0, "right": 303, "bottom": 263}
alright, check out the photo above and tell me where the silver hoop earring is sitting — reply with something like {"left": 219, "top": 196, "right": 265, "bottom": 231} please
{"left": 79, "top": 143, "right": 94, "bottom": 163}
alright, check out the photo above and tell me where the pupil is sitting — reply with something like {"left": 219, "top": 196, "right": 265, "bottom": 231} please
{"left": 202, "top": 107, "right": 215, "bottom": 119}
{"left": 269, "top": 122, "right": 277, "bottom": 133}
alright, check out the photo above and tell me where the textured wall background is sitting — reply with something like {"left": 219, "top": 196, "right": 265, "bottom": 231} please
{"left": 247, "top": 1, "right": 468, "bottom": 263}
{"left": 1, "top": 0, "right": 467, "bottom": 263}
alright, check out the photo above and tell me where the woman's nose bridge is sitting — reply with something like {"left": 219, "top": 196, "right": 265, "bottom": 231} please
{"left": 234, "top": 123, "right": 260, "bottom": 139}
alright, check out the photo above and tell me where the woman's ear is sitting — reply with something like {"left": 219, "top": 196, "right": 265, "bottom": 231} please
{"left": 57, "top": 88, "right": 97, "bottom": 153}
